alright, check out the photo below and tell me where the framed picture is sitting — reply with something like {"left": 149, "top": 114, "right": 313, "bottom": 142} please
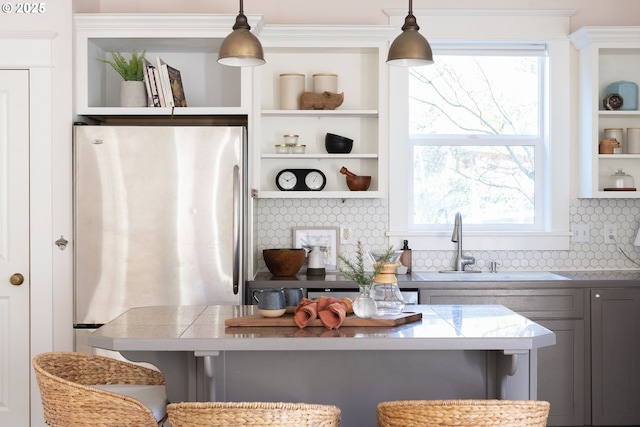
{"left": 293, "top": 227, "right": 339, "bottom": 271}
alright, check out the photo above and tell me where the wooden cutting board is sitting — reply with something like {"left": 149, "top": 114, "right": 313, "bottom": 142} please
{"left": 225, "top": 311, "right": 422, "bottom": 327}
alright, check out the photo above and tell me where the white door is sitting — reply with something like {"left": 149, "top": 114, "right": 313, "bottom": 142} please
{"left": 0, "top": 69, "right": 30, "bottom": 426}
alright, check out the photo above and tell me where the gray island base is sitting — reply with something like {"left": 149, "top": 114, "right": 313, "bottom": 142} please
{"left": 89, "top": 305, "right": 555, "bottom": 427}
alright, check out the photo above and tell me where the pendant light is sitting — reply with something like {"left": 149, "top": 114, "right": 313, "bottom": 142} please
{"left": 386, "top": 0, "right": 433, "bottom": 67}
{"left": 218, "top": 0, "right": 265, "bottom": 67}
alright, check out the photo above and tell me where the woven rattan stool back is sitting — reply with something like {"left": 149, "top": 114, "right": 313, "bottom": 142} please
{"left": 33, "top": 351, "right": 167, "bottom": 427}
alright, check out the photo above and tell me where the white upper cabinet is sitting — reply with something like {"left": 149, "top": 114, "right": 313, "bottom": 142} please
{"left": 251, "top": 25, "right": 394, "bottom": 198}
{"left": 74, "top": 14, "right": 260, "bottom": 116}
{"left": 571, "top": 27, "right": 640, "bottom": 198}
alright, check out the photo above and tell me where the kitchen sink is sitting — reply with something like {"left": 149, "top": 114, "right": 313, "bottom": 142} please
{"left": 413, "top": 271, "right": 571, "bottom": 281}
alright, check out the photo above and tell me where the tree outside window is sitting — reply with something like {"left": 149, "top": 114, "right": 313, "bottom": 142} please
{"left": 408, "top": 51, "right": 545, "bottom": 229}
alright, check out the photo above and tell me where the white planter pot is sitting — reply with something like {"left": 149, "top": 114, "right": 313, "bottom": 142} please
{"left": 120, "top": 81, "right": 147, "bottom": 107}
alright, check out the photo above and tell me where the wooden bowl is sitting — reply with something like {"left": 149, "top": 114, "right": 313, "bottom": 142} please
{"left": 262, "top": 249, "right": 306, "bottom": 276}
{"left": 346, "top": 175, "right": 371, "bottom": 191}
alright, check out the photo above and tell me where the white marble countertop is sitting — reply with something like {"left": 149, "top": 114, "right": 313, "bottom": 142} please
{"left": 89, "top": 304, "right": 555, "bottom": 353}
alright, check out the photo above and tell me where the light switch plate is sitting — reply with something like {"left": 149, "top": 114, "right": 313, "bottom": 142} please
{"left": 572, "top": 223, "right": 590, "bottom": 243}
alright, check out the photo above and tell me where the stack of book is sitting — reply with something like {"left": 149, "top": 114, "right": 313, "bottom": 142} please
{"left": 143, "top": 56, "right": 187, "bottom": 108}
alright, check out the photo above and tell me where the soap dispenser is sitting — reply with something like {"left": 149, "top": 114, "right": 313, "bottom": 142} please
{"left": 399, "top": 240, "right": 412, "bottom": 274}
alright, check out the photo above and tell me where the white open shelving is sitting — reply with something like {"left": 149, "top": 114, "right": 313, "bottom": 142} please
{"left": 571, "top": 27, "right": 640, "bottom": 198}
{"left": 251, "top": 25, "right": 395, "bottom": 199}
{"left": 74, "top": 14, "right": 259, "bottom": 116}
{"left": 75, "top": 16, "right": 395, "bottom": 200}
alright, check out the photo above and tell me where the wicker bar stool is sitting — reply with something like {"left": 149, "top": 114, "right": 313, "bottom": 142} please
{"left": 32, "top": 351, "right": 169, "bottom": 427}
{"left": 167, "top": 401, "right": 341, "bottom": 427}
{"left": 377, "top": 399, "right": 550, "bottom": 427}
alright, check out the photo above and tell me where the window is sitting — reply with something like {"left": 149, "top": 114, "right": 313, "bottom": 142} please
{"left": 387, "top": 11, "right": 571, "bottom": 250}
{"left": 409, "top": 47, "right": 545, "bottom": 231}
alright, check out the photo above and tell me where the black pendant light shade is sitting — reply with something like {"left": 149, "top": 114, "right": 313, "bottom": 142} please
{"left": 387, "top": 0, "right": 433, "bottom": 67}
{"left": 218, "top": 0, "right": 265, "bottom": 67}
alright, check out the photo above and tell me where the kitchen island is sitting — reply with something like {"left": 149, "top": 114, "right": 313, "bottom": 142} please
{"left": 89, "top": 304, "right": 555, "bottom": 427}
{"left": 246, "top": 271, "right": 640, "bottom": 426}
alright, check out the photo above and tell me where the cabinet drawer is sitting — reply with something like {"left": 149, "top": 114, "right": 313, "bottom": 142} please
{"left": 420, "top": 288, "right": 584, "bottom": 319}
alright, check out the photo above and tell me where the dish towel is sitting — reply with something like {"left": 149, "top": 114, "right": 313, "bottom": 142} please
{"left": 294, "top": 297, "right": 349, "bottom": 329}
{"left": 317, "top": 296, "right": 347, "bottom": 329}
{"left": 294, "top": 298, "right": 318, "bottom": 328}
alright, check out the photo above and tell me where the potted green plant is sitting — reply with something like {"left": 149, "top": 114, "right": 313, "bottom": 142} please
{"left": 98, "top": 50, "right": 147, "bottom": 107}
{"left": 338, "top": 241, "right": 392, "bottom": 318}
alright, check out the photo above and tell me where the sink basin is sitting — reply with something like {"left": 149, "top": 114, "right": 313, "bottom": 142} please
{"left": 414, "top": 271, "right": 570, "bottom": 281}
{"left": 439, "top": 270, "right": 481, "bottom": 274}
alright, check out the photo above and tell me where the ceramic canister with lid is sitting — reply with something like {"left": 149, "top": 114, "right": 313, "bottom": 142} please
{"left": 604, "top": 128, "right": 624, "bottom": 153}
{"left": 628, "top": 128, "right": 640, "bottom": 153}
{"left": 312, "top": 73, "right": 338, "bottom": 93}
{"left": 280, "top": 73, "right": 305, "bottom": 110}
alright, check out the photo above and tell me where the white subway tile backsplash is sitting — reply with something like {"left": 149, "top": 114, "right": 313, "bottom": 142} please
{"left": 255, "top": 198, "right": 640, "bottom": 272}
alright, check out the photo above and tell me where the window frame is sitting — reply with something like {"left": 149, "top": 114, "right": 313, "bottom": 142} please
{"left": 386, "top": 10, "right": 572, "bottom": 250}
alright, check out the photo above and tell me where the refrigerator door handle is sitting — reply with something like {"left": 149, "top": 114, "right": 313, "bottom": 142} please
{"left": 233, "top": 164, "right": 240, "bottom": 295}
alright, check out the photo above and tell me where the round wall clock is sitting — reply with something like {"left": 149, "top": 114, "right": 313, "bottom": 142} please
{"left": 275, "top": 170, "right": 297, "bottom": 191}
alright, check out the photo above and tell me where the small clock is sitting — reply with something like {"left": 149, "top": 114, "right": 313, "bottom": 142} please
{"left": 276, "top": 170, "right": 297, "bottom": 190}
{"left": 604, "top": 93, "right": 624, "bottom": 110}
{"left": 275, "top": 169, "right": 326, "bottom": 191}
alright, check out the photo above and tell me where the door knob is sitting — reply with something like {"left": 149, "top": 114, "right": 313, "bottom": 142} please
{"left": 10, "top": 273, "right": 24, "bottom": 286}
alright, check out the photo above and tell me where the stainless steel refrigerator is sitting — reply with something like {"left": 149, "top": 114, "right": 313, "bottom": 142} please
{"left": 73, "top": 124, "right": 247, "bottom": 354}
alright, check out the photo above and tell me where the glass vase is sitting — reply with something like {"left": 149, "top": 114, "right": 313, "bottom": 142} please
{"left": 371, "top": 283, "right": 405, "bottom": 316}
{"left": 352, "top": 284, "right": 377, "bottom": 318}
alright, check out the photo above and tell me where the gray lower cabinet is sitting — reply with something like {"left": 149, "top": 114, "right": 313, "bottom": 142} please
{"left": 536, "top": 319, "right": 585, "bottom": 426}
{"left": 590, "top": 288, "right": 640, "bottom": 426}
{"left": 420, "top": 288, "right": 585, "bottom": 427}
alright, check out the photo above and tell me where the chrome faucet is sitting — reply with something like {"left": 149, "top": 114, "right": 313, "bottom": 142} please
{"left": 451, "top": 212, "right": 475, "bottom": 271}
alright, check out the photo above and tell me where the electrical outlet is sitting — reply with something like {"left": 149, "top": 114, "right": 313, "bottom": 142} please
{"left": 604, "top": 223, "right": 617, "bottom": 244}
{"left": 340, "top": 225, "right": 352, "bottom": 244}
